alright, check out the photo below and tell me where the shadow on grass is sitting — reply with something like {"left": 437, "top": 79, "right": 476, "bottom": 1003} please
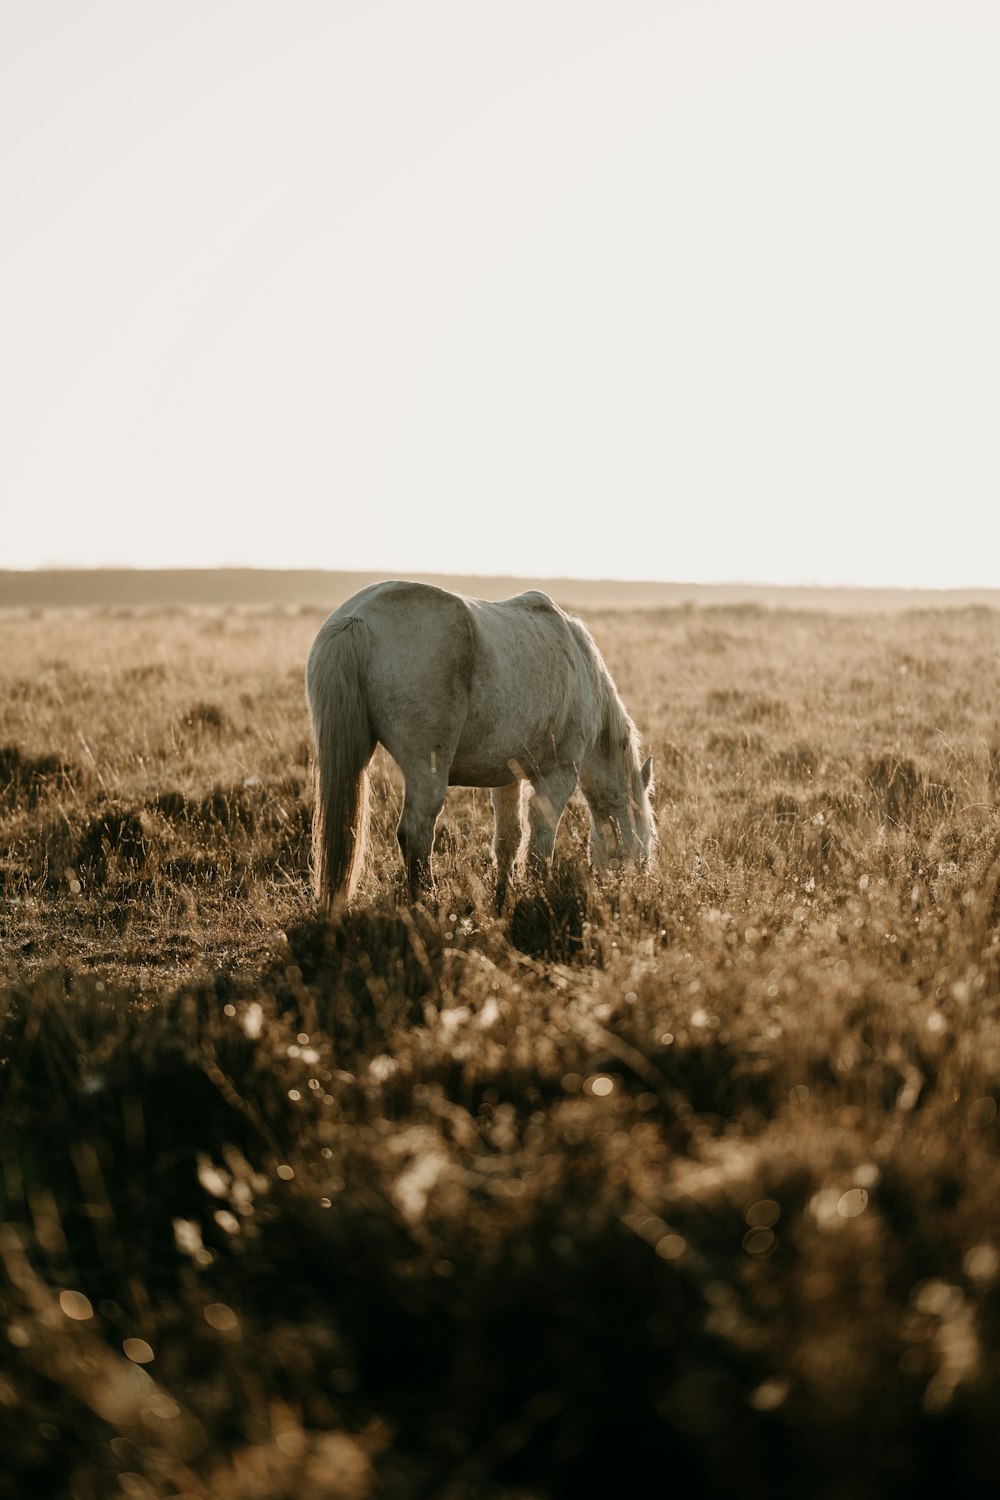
{"left": 509, "top": 862, "right": 590, "bottom": 963}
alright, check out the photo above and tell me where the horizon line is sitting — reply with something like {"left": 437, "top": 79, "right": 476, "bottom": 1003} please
{"left": 5, "top": 564, "right": 1000, "bottom": 595}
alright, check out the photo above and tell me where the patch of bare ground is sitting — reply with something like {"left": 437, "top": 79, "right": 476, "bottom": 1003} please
{"left": 3, "top": 601, "right": 1000, "bottom": 1497}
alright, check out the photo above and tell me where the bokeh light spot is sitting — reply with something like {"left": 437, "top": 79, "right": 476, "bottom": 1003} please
{"left": 58, "top": 1290, "right": 93, "bottom": 1321}
{"left": 204, "top": 1303, "right": 239, "bottom": 1332}
{"left": 123, "top": 1338, "right": 154, "bottom": 1364}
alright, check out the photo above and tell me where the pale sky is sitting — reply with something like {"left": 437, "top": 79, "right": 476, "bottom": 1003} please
{"left": 2, "top": 0, "right": 998, "bottom": 587}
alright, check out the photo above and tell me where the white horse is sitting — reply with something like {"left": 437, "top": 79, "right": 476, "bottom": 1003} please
{"left": 305, "top": 580, "right": 655, "bottom": 909}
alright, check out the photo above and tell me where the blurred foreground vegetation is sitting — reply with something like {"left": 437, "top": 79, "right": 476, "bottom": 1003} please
{"left": 3, "top": 600, "right": 1000, "bottom": 1498}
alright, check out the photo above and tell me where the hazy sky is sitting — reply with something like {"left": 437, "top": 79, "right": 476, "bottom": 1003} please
{"left": 2, "top": 0, "right": 998, "bottom": 586}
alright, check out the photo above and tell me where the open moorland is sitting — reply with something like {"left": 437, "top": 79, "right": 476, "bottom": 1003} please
{"left": 4, "top": 594, "right": 1000, "bottom": 1498}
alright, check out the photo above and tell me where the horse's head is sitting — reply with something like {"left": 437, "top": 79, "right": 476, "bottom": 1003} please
{"left": 581, "top": 740, "right": 656, "bottom": 871}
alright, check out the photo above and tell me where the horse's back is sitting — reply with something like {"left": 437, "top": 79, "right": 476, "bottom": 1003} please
{"left": 330, "top": 581, "right": 570, "bottom": 669}
{"left": 465, "top": 589, "right": 584, "bottom": 686}
{"left": 320, "top": 581, "right": 599, "bottom": 786}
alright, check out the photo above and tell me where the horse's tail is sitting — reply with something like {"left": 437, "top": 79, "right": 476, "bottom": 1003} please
{"left": 306, "top": 615, "right": 375, "bottom": 911}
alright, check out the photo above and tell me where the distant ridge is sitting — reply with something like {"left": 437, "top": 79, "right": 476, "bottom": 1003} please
{"left": 1, "top": 568, "right": 998, "bottom": 613}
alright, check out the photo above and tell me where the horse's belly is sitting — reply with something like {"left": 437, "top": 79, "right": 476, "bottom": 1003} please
{"left": 447, "top": 754, "right": 519, "bottom": 789}
{"left": 449, "top": 716, "right": 533, "bottom": 786}
{"left": 449, "top": 718, "right": 567, "bottom": 787}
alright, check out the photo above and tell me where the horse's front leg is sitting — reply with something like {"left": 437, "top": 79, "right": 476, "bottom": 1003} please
{"left": 398, "top": 763, "right": 448, "bottom": 898}
{"left": 526, "top": 768, "right": 578, "bottom": 878}
{"left": 491, "top": 781, "right": 525, "bottom": 907}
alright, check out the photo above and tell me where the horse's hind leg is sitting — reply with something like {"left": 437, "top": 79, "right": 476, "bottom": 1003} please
{"left": 397, "top": 763, "right": 448, "bottom": 898}
{"left": 491, "top": 782, "right": 525, "bottom": 907}
{"left": 526, "top": 767, "right": 578, "bottom": 877}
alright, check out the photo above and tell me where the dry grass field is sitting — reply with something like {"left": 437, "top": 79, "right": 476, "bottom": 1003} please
{"left": 4, "top": 595, "right": 1000, "bottom": 1498}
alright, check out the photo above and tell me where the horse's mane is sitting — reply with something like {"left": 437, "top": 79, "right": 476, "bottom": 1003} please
{"left": 567, "top": 615, "right": 641, "bottom": 777}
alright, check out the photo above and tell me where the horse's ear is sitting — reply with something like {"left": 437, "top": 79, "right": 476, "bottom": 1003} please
{"left": 641, "top": 755, "right": 653, "bottom": 789}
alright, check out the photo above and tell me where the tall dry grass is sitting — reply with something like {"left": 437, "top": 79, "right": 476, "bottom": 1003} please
{"left": 2, "top": 599, "right": 1000, "bottom": 1498}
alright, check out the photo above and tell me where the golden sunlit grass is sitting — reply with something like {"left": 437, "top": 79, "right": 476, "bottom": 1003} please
{"left": 3, "top": 598, "right": 1000, "bottom": 1498}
